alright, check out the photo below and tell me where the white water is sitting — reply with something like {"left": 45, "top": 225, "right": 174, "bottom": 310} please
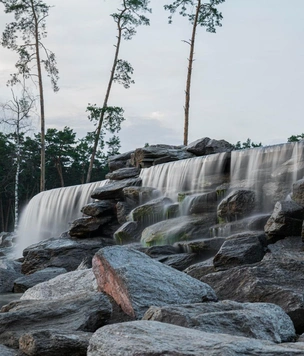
{"left": 140, "top": 152, "right": 229, "bottom": 200}
{"left": 16, "top": 180, "right": 108, "bottom": 257}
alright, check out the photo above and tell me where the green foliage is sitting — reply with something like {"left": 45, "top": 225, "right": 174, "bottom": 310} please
{"left": 233, "top": 138, "right": 262, "bottom": 150}
{"left": 288, "top": 133, "right": 304, "bottom": 142}
{"left": 0, "top": 0, "right": 59, "bottom": 91}
{"left": 164, "top": 0, "right": 225, "bottom": 32}
{"left": 111, "top": 0, "right": 151, "bottom": 40}
{"left": 114, "top": 59, "right": 135, "bottom": 89}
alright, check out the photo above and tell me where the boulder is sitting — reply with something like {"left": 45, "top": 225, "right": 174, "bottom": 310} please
{"left": 264, "top": 200, "right": 304, "bottom": 242}
{"left": 0, "top": 266, "right": 22, "bottom": 293}
{"left": 130, "top": 145, "right": 194, "bottom": 168}
{"left": 91, "top": 178, "right": 142, "bottom": 200}
{"left": 122, "top": 186, "right": 160, "bottom": 206}
{"left": 21, "top": 268, "right": 97, "bottom": 300}
{"left": 174, "top": 237, "right": 226, "bottom": 255}
{"left": 217, "top": 190, "right": 256, "bottom": 222}
{"left": 105, "top": 167, "right": 140, "bottom": 180}
{"left": 92, "top": 246, "right": 217, "bottom": 319}
{"left": 201, "top": 236, "right": 304, "bottom": 333}
{"left": 0, "top": 345, "right": 18, "bottom": 356}
{"left": 87, "top": 320, "right": 304, "bottom": 356}
{"left": 143, "top": 300, "right": 296, "bottom": 343}
{"left": 141, "top": 214, "right": 217, "bottom": 247}
{"left": 292, "top": 178, "right": 304, "bottom": 207}
{"left": 213, "top": 232, "right": 267, "bottom": 269}
{"left": 0, "top": 292, "right": 112, "bottom": 349}
{"left": 68, "top": 215, "right": 118, "bottom": 238}
{"left": 129, "top": 196, "right": 173, "bottom": 228}
{"left": 21, "top": 237, "right": 115, "bottom": 274}
{"left": 108, "top": 150, "right": 133, "bottom": 172}
{"left": 156, "top": 252, "right": 197, "bottom": 271}
{"left": 186, "top": 137, "right": 234, "bottom": 156}
{"left": 19, "top": 330, "right": 91, "bottom": 356}
{"left": 184, "top": 257, "right": 215, "bottom": 279}
{"left": 81, "top": 200, "right": 116, "bottom": 217}
{"left": 180, "top": 191, "right": 218, "bottom": 215}
{"left": 116, "top": 201, "right": 134, "bottom": 224}
{"left": 13, "top": 267, "right": 67, "bottom": 293}
{"left": 114, "top": 221, "right": 139, "bottom": 244}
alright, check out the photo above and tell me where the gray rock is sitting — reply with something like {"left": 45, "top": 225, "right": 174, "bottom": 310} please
{"left": 116, "top": 201, "right": 134, "bottom": 224}
{"left": 180, "top": 191, "right": 218, "bottom": 215}
{"left": 129, "top": 196, "right": 173, "bottom": 228}
{"left": 68, "top": 215, "right": 117, "bottom": 238}
{"left": 201, "top": 236, "right": 304, "bottom": 333}
{"left": 174, "top": 237, "right": 226, "bottom": 255}
{"left": 108, "top": 150, "right": 133, "bottom": 172}
{"left": 87, "top": 320, "right": 304, "bottom": 356}
{"left": 21, "top": 268, "right": 97, "bottom": 300}
{"left": 156, "top": 253, "right": 197, "bottom": 271}
{"left": 0, "top": 292, "right": 112, "bottom": 349}
{"left": 14, "top": 267, "right": 67, "bottom": 293}
{"left": 141, "top": 214, "right": 217, "bottom": 247}
{"left": 0, "top": 267, "right": 22, "bottom": 293}
{"left": 184, "top": 257, "right": 215, "bottom": 279}
{"left": 81, "top": 200, "right": 116, "bottom": 217}
{"left": 114, "top": 221, "right": 139, "bottom": 244}
{"left": 264, "top": 200, "right": 304, "bottom": 242}
{"left": 217, "top": 190, "right": 256, "bottom": 222}
{"left": 292, "top": 178, "right": 304, "bottom": 207}
{"left": 213, "top": 232, "right": 267, "bottom": 269}
{"left": 186, "top": 137, "right": 234, "bottom": 156}
{"left": 0, "top": 345, "right": 18, "bottom": 356}
{"left": 122, "top": 186, "right": 160, "bottom": 206}
{"left": 105, "top": 167, "right": 140, "bottom": 180}
{"left": 143, "top": 300, "right": 296, "bottom": 343}
{"left": 92, "top": 246, "right": 217, "bottom": 319}
{"left": 91, "top": 178, "right": 142, "bottom": 200}
{"left": 21, "top": 237, "right": 115, "bottom": 274}
{"left": 185, "top": 137, "right": 211, "bottom": 156}
{"left": 19, "top": 330, "right": 91, "bottom": 356}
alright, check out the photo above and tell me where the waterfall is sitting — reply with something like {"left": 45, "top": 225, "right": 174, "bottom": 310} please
{"left": 230, "top": 141, "right": 304, "bottom": 212}
{"left": 140, "top": 152, "right": 230, "bottom": 200}
{"left": 16, "top": 180, "right": 108, "bottom": 257}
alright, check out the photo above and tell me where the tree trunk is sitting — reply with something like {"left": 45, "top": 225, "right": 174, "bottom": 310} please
{"left": 86, "top": 12, "right": 124, "bottom": 183}
{"left": 14, "top": 121, "right": 20, "bottom": 231}
{"left": 30, "top": 0, "right": 46, "bottom": 192}
{"left": 184, "top": 0, "right": 200, "bottom": 146}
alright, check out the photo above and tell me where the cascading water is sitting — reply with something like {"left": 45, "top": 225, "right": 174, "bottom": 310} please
{"left": 230, "top": 141, "right": 304, "bottom": 212}
{"left": 16, "top": 180, "right": 108, "bottom": 257}
{"left": 140, "top": 152, "right": 230, "bottom": 200}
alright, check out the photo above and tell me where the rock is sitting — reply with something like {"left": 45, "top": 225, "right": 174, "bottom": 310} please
{"left": 92, "top": 246, "right": 217, "bottom": 319}
{"left": 105, "top": 167, "right": 140, "bottom": 180}
{"left": 13, "top": 267, "right": 67, "bottom": 293}
{"left": 201, "top": 236, "right": 304, "bottom": 333}
{"left": 143, "top": 300, "right": 296, "bottom": 343}
{"left": 19, "top": 330, "right": 91, "bottom": 356}
{"left": 264, "top": 200, "right": 304, "bottom": 242}
{"left": 87, "top": 320, "right": 304, "bottom": 356}
{"left": 141, "top": 214, "right": 217, "bottom": 247}
{"left": 292, "top": 178, "right": 304, "bottom": 207}
{"left": 213, "top": 232, "right": 267, "bottom": 269}
{"left": 217, "top": 189, "right": 256, "bottom": 222}
{"left": 91, "top": 177, "right": 142, "bottom": 200}
{"left": 108, "top": 150, "right": 133, "bottom": 172}
{"left": 130, "top": 145, "right": 194, "bottom": 168}
{"left": 0, "top": 266, "right": 22, "bottom": 293}
{"left": 122, "top": 186, "right": 160, "bottom": 206}
{"left": 68, "top": 215, "right": 117, "bottom": 238}
{"left": 145, "top": 244, "right": 181, "bottom": 257}
{"left": 181, "top": 191, "right": 218, "bottom": 215}
{"left": 81, "top": 200, "right": 116, "bottom": 217}
{"left": 184, "top": 257, "right": 215, "bottom": 279}
{"left": 116, "top": 201, "right": 134, "bottom": 224}
{"left": 21, "top": 268, "right": 97, "bottom": 300}
{"left": 0, "top": 292, "right": 112, "bottom": 349}
{"left": 114, "top": 221, "right": 139, "bottom": 244}
{"left": 129, "top": 196, "right": 173, "bottom": 228}
{"left": 156, "top": 252, "right": 197, "bottom": 271}
{"left": 186, "top": 137, "right": 234, "bottom": 156}
{"left": 174, "top": 237, "right": 226, "bottom": 255}
{"left": 0, "top": 345, "right": 18, "bottom": 356}
{"left": 21, "top": 237, "right": 115, "bottom": 274}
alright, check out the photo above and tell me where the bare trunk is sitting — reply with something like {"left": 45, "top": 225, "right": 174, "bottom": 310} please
{"left": 14, "top": 121, "right": 20, "bottom": 231}
{"left": 184, "top": 0, "right": 200, "bottom": 146}
{"left": 30, "top": 0, "right": 46, "bottom": 192}
{"left": 86, "top": 15, "right": 124, "bottom": 183}
{"left": 55, "top": 158, "right": 65, "bottom": 187}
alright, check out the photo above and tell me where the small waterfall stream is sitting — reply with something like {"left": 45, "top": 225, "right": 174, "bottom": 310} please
{"left": 16, "top": 180, "right": 108, "bottom": 257}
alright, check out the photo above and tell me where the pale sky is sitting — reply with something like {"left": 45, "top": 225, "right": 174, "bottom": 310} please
{"left": 0, "top": 0, "right": 303, "bottom": 153}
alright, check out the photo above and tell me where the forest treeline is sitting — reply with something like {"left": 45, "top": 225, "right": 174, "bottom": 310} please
{"left": 0, "top": 126, "right": 118, "bottom": 231}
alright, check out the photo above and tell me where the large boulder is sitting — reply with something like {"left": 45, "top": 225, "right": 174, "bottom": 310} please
{"left": 143, "top": 300, "right": 296, "bottom": 343}
{"left": 264, "top": 200, "right": 304, "bottom": 242}
{"left": 81, "top": 200, "right": 116, "bottom": 217}
{"left": 91, "top": 178, "right": 142, "bottom": 200}
{"left": 92, "top": 246, "right": 217, "bottom": 319}
{"left": 141, "top": 214, "right": 217, "bottom": 247}
{"left": 201, "top": 236, "right": 304, "bottom": 333}
{"left": 108, "top": 150, "right": 133, "bottom": 172}
{"left": 105, "top": 167, "right": 140, "bottom": 180}
{"left": 87, "top": 320, "right": 304, "bottom": 356}
{"left": 217, "top": 190, "right": 256, "bottom": 222}
{"left": 186, "top": 137, "right": 234, "bottom": 156}
{"left": 122, "top": 186, "right": 160, "bottom": 206}
{"left": 21, "top": 237, "right": 115, "bottom": 274}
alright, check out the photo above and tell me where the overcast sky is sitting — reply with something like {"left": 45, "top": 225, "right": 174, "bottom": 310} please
{"left": 0, "top": 0, "right": 303, "bottom": 153}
